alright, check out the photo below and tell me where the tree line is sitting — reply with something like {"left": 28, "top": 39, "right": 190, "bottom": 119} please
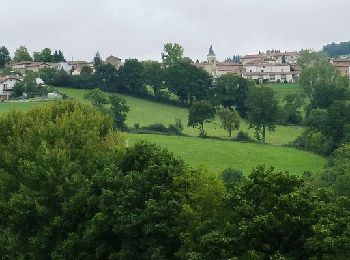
{"left": 0, "top": 45, "right": 66, "bottom": 68}
{"left": 323, "top": 40, "right": 350, "bottom": 58}
{"left": 0, "top": 100, "right": 350, "bottom": 259}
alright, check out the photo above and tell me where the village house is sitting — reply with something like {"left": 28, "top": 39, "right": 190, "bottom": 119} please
{"left": 331, "top": 58, "right": 350, "bottom": 78}
{"left": 0, "top": 75, "right": 23, "bottom": 101}
{"left": 242, "top": 63, "right": 299, "bottom": 83}
{"left": 106, "top": 55, "right": 122, "bottom": 69}
{"left": 242, "top": 51, "right": 300, "bottom": 65}
{"left": 11, "top": 61, "right": 52, "bottom": 75}
{"left": 195, "top": 45, "right": 242, "bottom": 77}
{"left": 67, "top": 61, "right": 93, "bottom": 75}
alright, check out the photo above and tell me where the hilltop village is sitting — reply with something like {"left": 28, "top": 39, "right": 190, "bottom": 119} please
{"left": 195, "top": 45, "right": 350, "bottom": 83}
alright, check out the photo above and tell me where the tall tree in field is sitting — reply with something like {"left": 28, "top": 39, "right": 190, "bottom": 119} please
{"left": 217, "top": 107, "right": 240, "bottom": 137}
{"left": 0, "top": 46, "right": 11, "bottom": 68}
{"left": 161, "top": 43, "right": 184, "bottom": 67}
{"left": 13, "top": 46, "right": 32, "bottom": 62}
{"left": 246, "top": 86, "right": 280, "bottom": 143}
{"left": 109, "top": 94, "right": 129, "bottom": 129}
{"left": 188, "top": 100, "right": 215, "bottom": 136}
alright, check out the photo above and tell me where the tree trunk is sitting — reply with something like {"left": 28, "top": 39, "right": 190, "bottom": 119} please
{"left": 229, "top": 125, "right": 232, "bottom": 138}
{"left": 262, "top": 124, "right": 266, "bottom": 144}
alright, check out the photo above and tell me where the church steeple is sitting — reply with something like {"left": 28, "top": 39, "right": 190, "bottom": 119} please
{"left": 208, "top": 45, "right": 215, "bottom": 56}
{"left": 207, "top": 45, "right": 216, "bottom": 63}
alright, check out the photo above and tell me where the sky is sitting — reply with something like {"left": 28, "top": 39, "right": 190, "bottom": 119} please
{"left": 2, "top": 0, "right": 349, "bottom": 62}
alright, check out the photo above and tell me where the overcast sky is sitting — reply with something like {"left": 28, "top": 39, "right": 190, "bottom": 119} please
{"left": 2, "top": 0, "right": 349, "bottom": 61}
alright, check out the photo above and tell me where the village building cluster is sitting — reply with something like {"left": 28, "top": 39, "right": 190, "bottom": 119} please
{"left": 195, "top": 46, "right": 350, "bottom": 83}
{"left": 0, "top": 55, "right": 122, "bottom": 100}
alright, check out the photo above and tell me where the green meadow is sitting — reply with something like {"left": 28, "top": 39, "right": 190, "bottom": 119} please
{"left": 55, "top": 87, "right": 304, "bottom": 145}
{"left": 0, "top": 85, "right": 325, "bottom": 175}
{"left": 127, "top": 133, "right": 326, "bottom": 175}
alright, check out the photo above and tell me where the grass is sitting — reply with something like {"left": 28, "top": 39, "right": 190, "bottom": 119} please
{"left": 0, "top": 101, "right": 46, "bottom": 114}
{"left": 56, "top": 87, "right": 304, "bottom": 145}
{"left": 0, "top": 85, "right": 325, "bottom": 175}
{"left": 127, "top": 133, "right": 326, "bottom": 175}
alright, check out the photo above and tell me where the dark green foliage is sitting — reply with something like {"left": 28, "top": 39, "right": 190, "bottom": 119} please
{"left": 143, "top": 60, "right": 164, "bottom": 97}
{"left": 13, "top": 46, "right": 32, "bottom": 62}
{"left": 217, "top": 106, "right": 240, "bottom": 137}
{"left": 281, "top": 93, "right": 304, "bottom": 125}
{"left": 84, "top": 88, "right": 129, "bottom": 129}
{"left": 185, "top": 166, "right": 350, "bottom": 259}
{"left": 323, "top": 41, "right": 350, "bottom": 57}
{"left": 118, "top": 58, "right": 145, "bottom": 94}
{"left": 214, "top": 74, "right": 254, "bottom": 117}
{"left": 188, "top": 100, "right": 215, "bottom": 136}
{"left": 165, "top": 59, "right": 212, "bottom": 104}
{"left": 109, "top": 94, "right": 130, "bottom": 129}
{"left": 93, "top": 51, "right": 102, "bottom": 68}
{"left": 246, "top": 85, "right": 280, "bottom": 143}
{"left": 0, "top": 46, "right": 11, "bottom": 68}
{"left": 12, "top": 73, "right": 50, "bottom": 98}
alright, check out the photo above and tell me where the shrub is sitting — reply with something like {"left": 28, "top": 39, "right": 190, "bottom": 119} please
{"left": 134, "top": 123, "right": 140, "bottom": 129}
{"left": 235, "top": 131, "right": 253, "bottom": 142}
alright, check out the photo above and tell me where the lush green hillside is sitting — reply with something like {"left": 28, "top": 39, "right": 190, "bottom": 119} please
{"left": 127, "top": 133, "right": 326, "bottom": 175}
{"left": 56, "top": 87, "right": 304, "bottom": 145}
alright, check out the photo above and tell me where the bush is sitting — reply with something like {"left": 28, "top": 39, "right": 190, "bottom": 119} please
{"left": 142, "top": 123, "right": 168, "bottom": 132}
{"left": 134, "top": 123, "right": 140, "bottom": 129}
{"left": 235, "top": 131, "right": 253, "bottom": 142}
{"left": 168, "top": 118, "right": 184, "bottom": 135}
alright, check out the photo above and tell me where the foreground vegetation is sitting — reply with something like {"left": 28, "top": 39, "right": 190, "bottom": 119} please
{"left": 0, "top": 100, "right": 348, "bottom": 259}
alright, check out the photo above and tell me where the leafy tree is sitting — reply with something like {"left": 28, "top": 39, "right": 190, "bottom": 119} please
{"left": 52, "top": 50, "right": 66, "bottom": 62}
{"left": 297, "top": 49, "right": 329, "bottom": 69}
{"left": 246, "top": 86, "right": 280, "bottom": 143}
{"left": 118, "top": 58, "right": 145, "bottom": 94}
{"left": 214, "top": 74, "right": 254, "bottom": 117}
{"left": 93, "top": 51, "right": 102, "bottom": 68}
{"left": 300, "top": 62, "right": 350, "bottom": 111}
{"left": 0, "top": 46, "right": 11, "bottom": 68}
{"left": 83, "top": 88, "right": 109, "bottom": 108}
{"left": 109, "top": 94, "right": 129, "bottom": 129}
{"left": 94, "top": 63, "right": 118, "bottom": 90}
{"left": 188, "top": 100, "right": 215, "bottom": 136}
{"left": 217, "top": 107, "right": 240, "bottom": 137}
{"left": 161, "top": 43, "right": 184, "bottom": 67}
{"left": 281, "top": 54, "right": 287, "bottom": 64}
{"left": 80, "top": 65, "right": 93, "bottom": 76}
{"left": 13, "top": 46, "right": 32, "bottom": 62}
{"left": 281, "top": 93, "right": 304, "bottom": 124}
{"left": 142, "top": 60, "right": 164, "bottom": 97}
{"left": 166, "top": 59, "right": 212, "bottom": 104}
{"left": 33, "top": 48, "right": 53, "bottom": 62}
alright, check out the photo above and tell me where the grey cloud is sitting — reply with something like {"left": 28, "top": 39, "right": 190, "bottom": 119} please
{"left": 1, "top": 0, "right": 349, "bottom": 61}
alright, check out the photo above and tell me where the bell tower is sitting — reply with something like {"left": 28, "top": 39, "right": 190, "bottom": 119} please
{"left": 207, "top": 45, "right": 216, "bottom": 64}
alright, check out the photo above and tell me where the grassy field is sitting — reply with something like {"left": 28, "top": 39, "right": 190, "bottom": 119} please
{"left": 127, "top": 133, "right": 326, "bottom": 175}
{"left": 0, "top": 85, "right": 325, "bottom": 175}
{"left": 0, "top": 101, "right": 47, "bottom": 114}
{"left": 56, "top": 87, "right": 304, "bottom": 145}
